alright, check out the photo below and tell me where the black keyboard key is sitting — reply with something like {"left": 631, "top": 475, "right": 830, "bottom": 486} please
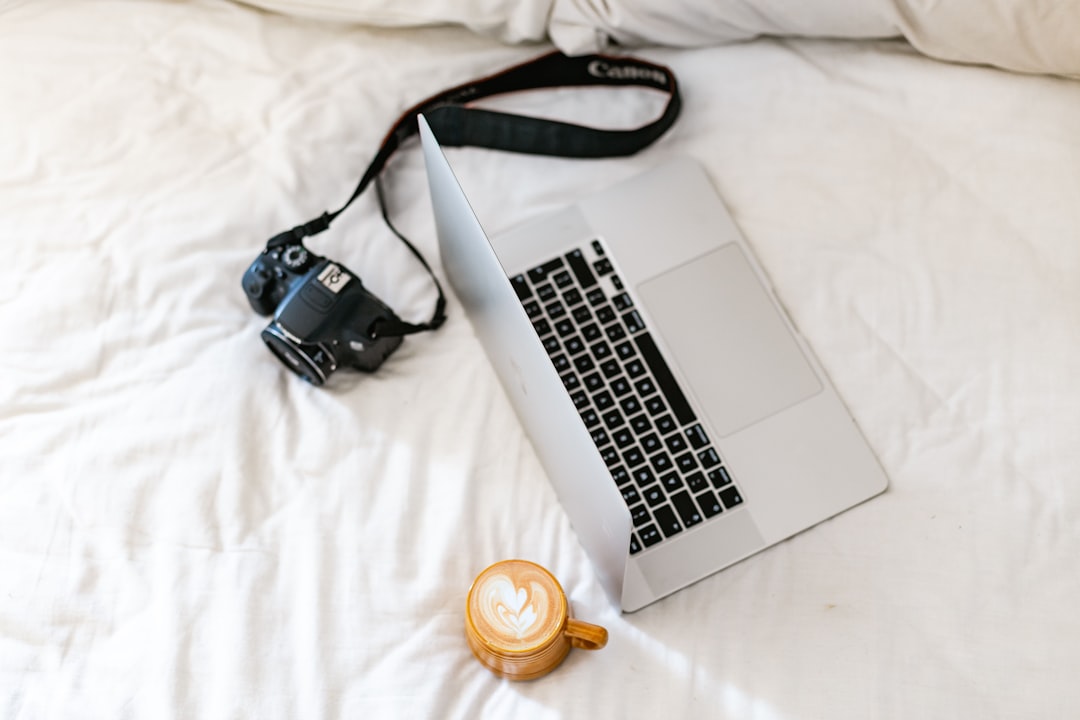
{"left": 586, "top": 288, "right": 606, "bottom": 306}
{"left": 595, "top": 305, "right": 617, "bottom": 325}
{"left": 653, "top": 505, "right": 682, "bottom": 537}
{"left": 623, "top": 310, "right": 645, "bottom": 334}
{"left": 619, "top": 396, "right": 642, "bottom": 416}
{"left": 685, "top": 424, "right": 709, "bottom": 449}
{"left": 709, "top": 466, "right": 733, "bottom": 488}
{"left": 611, "top": 275, "right": 624, "bottom": 290}
{"left": 523, "top": 300, "right": 541, "bottom": 318}
{"left": 655, "top": 414, "right": 677, "bottom": 435}
{"left": 641, "top": 433, "right": 662, "bottom": 454}
{"left": 698, "top": 491, "right": 724, "bottom": 518}
{"left": 630, "top": 534, "right": 642, "bottom": 554}
{"left": 600, "top": 446, "right": 620, "bottom": 467}
{"left": 719, "top": 486, "right": 744, "bottom": 509}
{"left": 643, "top": 484, "right": 665, "bottom": 507}
{"left": 532, "top": 319, "right": 551, "bottom": 337}
{"left": 554, "top": 319, "right": 575, "bottom": 337}
{"left": 552, "top": 270, "right": 573, "bottom": 288}
{"left": 611, "top": 465, "right": 630, "bottom": 486}
{"left": 621, "top": 486, "right": 641, "bottom": 505}
{"left": 660, "top": 472, "right": 683, "bottom": 493}
{"left": 543, "top": 336, "right": 560, "bottom": 354}
{"left": 551, "top": 353, "right": 569, "bottom": 372}
{"left": 591, "top": 341, "right": 612, "bottom": 360}
{"left": 698, "top": 447, "right": 722, "bottom": 469}
{"left": 581, "top": 408, "right": 600, "bottom": 428}
{"left": 602, "top": 408, "right": 624, "bottom": 429}
{"left": 630, "top": 504, "right": 651, "bottom": 527}
{"left": 664, "top": 433, "right": 687, "bottom": 454}
{"left": 612, "top": 292, "right": 633, "bottom": 311}
{"left": 565, "top": 288, "right": 584, "bottom": 307}
{"left": 582, "top": 323, "right": 602, "bottom": 342}
{"left": 671, "top": 491, "right": 703, "bottom": 527}
{"left": 562, "top": 372, "right": 580, "bottom": 390}
{"left": 564, "top": 336, "right": 586, "bottom": 355}
{"left": 650, "top": 452, "right": 673, "bottom": 473}
{"left": 605, "top": 324, "right": 627, "bottom": 342}
{"left": 545, "top": 300, "right": 566, "bottom": 318}
{"left": 675, "top": 452, "right": 698, "bottom": 473}
{"left": 629, "top": 414, "right": 651, "bottom": 434}
{"left": 590, "top": 427, "right": 610, "bottom": 447}
{"left": 571, "top": 305, "right": 592, "bottom": 324}
{"left": 639, "top": 524, "right": 662, "bottom": 547}
{"left": 612, "top": 428, "right": 635, "bottom": 448}
{"left": 623, "top": 447, "right": 646, "bottom": 468}
{"left": 686, "top": 472, "right": 708, "bottom": 493}
{"left": 536, "top": 283, "right": 557, "bottom": 302}
{"left": 510, "top": 274, "right": 532, "bottom": 300}
{"left": 624, "top": 359, "right": 646, "bottom": 378}
{"left": 634, "top": 377, "right": 656, "bottom": 397}
{"left": 615, "top": 341, "right": 635, "bottom": 360}
{"left": 635, "top": 333, "right": 696, "bottom": 426}
{"left": 566, "top": 249, "right": 598, "bottom": 289}
{"left": 593, "top": 258, "right": 614, "bottom": 276}
{"left": 645, "top": 396, "right": 667, "bottom": 416}
{"left": 591, "top": 239, "right": 605, "bottom": 256}
{"left": 633, "top": 466, "right": 656, "bottom": 488}
{"left": 583, "top": 372, "right": 604, "bottom": 391}
{"left": 573, "top": 354, "right": 595, "bottom": 373}
{"left": 570, "top": 390, "right": 588, "bottom": 409}
{"left": 610, "top": 376, "right": 631, "bottom": 396}
{"left": 599, "top": 359, "right": 621, "bottom": 378}
{"left": 594, "top": 391, "right": 615, "bottom": 411}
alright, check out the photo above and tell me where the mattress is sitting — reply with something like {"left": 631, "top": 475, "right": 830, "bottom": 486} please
{"left": 3, "top": 1, "right": 1079, "bottom": 717}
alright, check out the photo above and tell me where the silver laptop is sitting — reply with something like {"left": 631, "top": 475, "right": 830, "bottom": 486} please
{"left": 418, "top": 115, "right": 888, "bottom": 612}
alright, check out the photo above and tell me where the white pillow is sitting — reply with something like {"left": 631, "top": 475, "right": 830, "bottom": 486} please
{"left": 549, "top": 0, "right": 1080, "bottom": 76}
{"left": 234, "top": 0, "right": 552, "bottom": 44}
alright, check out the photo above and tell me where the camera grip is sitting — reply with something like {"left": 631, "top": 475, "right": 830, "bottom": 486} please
{"left": 242, "top": 260, "right": 279, "bottom": 315}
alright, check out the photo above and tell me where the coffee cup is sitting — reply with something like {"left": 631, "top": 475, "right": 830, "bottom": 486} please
{"left": 464, "top": 559, "right": 608, "bottom": 680}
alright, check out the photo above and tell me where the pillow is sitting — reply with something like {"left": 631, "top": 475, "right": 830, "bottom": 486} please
{"left": 235, "top": 0, "right": 552, "bottom": 44}
{"left": 548, "top": 0, "right": 1080, "bottom": 77}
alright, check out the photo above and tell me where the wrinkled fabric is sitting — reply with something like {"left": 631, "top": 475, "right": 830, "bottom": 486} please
{"left": 235, "top": 0, "right": 1080, "bottom": 76}
{"left": 549, "top": 0, "right": 1080, "bottom": 76}
{"left": 235, "top": 0, "right": 553, "bottom": 43}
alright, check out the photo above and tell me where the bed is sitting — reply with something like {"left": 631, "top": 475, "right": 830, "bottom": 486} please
{"left": 3, "top": 0, "right": 1079, "bottom": 717}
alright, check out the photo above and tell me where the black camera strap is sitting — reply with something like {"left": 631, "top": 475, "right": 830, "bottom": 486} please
{"left": 265, "top": 51, "right": 681, "bottom": 339}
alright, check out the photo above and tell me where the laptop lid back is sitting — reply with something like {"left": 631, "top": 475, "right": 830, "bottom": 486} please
{"left": 418, "top": 115, "right": 632, "bottom": 604}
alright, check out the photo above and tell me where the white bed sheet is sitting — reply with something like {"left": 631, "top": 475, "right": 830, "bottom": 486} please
{"left": 3, "top": 1, "right": 1080, "bottom": 718}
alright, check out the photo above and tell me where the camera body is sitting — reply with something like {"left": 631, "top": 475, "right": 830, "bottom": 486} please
{"left": 242, "top": 241, "right": 403, "bottom": 385}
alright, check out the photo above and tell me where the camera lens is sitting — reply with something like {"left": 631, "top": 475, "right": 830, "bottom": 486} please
{"left": 261, "top": 322, "right": 337, "bottom": 386}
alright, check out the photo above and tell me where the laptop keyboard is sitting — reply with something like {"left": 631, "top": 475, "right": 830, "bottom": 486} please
{"left": 510, "top": 239, "right": 745, "bottom": 555}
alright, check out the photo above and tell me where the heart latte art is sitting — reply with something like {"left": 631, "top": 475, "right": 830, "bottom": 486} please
{"left": 469, "top": 562, "right": 564, "bottom": 651}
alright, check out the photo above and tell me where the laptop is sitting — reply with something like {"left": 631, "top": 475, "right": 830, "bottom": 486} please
{"left": 418, "top": 115, "right": 888, "bottom": 612}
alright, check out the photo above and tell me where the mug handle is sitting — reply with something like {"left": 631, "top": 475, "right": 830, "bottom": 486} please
{"left": 564, "top": 618, "right": 608, "bottom": 651}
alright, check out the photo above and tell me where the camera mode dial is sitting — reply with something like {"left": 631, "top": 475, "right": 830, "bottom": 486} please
{"left": 281, "top": 245, "right": 309, "bottom": 271}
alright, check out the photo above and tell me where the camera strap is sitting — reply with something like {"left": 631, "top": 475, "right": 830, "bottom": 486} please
{"left": 265, "top": 51, "right": 681, "bottom": 338}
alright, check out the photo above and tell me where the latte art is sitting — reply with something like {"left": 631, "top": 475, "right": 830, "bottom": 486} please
{"left": 469, "top": 561, "right": 565, "bottom": 651}
{"left": 484, "top": 577, "right": 546, "bottom": 640}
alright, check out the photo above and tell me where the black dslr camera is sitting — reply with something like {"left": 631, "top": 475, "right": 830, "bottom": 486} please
{"left": 242, "top": 241, "right": 404, "bottom": 385}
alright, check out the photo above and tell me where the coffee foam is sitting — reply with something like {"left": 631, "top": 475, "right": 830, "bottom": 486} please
{"left": 469, "top": 561, "right": 565, "bottom": 652}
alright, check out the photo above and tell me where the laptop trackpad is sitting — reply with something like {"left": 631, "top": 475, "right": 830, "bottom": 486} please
{"left": 635, "top": 244, "right": 822, "bottom": 437}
